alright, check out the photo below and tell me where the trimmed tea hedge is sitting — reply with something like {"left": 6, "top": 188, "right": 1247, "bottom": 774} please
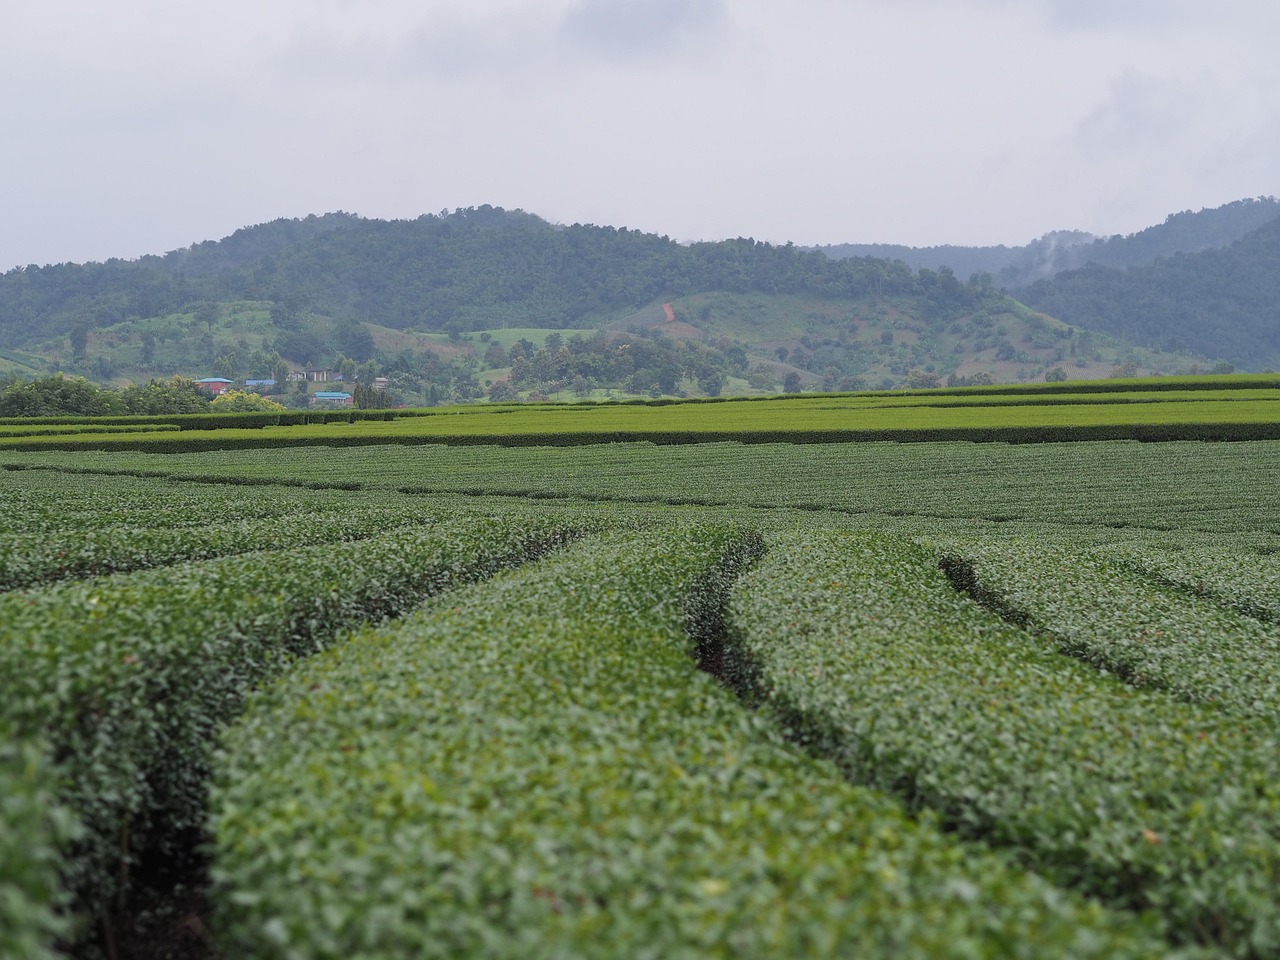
{"left": 0, "top": 423, "right": 179, "bottom": 437}
{"left": 0, "top": 731, "right": 75, "bottom": 960}
{"left": 0, "top": 514, "right": 579, "bottom": 953}
{"left": 725, "top": 531, "right": 1280, "bottom": 957}
{"left": 11, "top": 436, "right": 1277, "bottom": 538}
{"left": 1105, "top": 545, "right": 1280, "bottom": 624}
{"left": 943, "top": 541, "right": 1280, "bottom": 719}
{"left": 0, "top": 409, "right": 396, "bottom": 430}
{"left": 0, "top": 467, "right": 378, "bottom": 535}
{"left": 210, "top": 528, "right": 1171, "bottom": 959}
{"left": 4, "top": 386, "right": 1280, "bottom": 453}
{"left": 6, "top": 418, "right": 1280, "bottom": 455}
{"left": 0, "top": 505, "right": 437, "bottom": 590}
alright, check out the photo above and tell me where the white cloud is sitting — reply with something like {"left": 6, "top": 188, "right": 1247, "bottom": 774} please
{"left": 275, "top": 5, "right": 559, "bottom": 85}
{"left": 0, "top": 0, "right": 1277, "bottom": 265}
{"left": 557, "top": 0, "right": 731, "bottom": 61}
{"left": 1042, "top": 0, "right": 1204, "bottom": 32}
{"left": 1073, "top": 71, "right": 1205, "bottom": 158}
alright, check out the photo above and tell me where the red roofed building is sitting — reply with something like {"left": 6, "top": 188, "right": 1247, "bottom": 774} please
{"left": 194, "top": 377, "right": 234, "bottom": 395}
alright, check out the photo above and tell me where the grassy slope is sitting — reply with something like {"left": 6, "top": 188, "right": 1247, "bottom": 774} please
{"left": 12, "top": 289, "right": 1208, "bottom": 399}
{"left": 0, "top": 355, "right": 41, "bottom": 377}
{"left": 612, "top": 291, "right": 1206, "bottom": 390}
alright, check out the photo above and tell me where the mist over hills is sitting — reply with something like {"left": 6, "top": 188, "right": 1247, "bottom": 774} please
{"left": 817, "top": 197, "right": 1280, "bottom": 289}
{"left": 815, "top": 197, "right": 1280, "bottom": 371}
{"left": 1020, "top": 214, "right": 1280, "bottom": 369}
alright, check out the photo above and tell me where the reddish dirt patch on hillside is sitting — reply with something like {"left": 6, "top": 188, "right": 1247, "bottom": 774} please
{"left": 660, "top": 321, "right": 703, "bottom": 340}
{"left": 657, "top": 302, "right": 703, "bottom": 339}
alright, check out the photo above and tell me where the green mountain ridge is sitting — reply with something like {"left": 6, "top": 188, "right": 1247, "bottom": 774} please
{"left": 816, "top": 196, "right": 1280, "bottom": 288}
{"left": 0, "top": 204, "right": 1253, "bottom": 404}
{"left": 1019, "top": 216, "right": 1280, "bottom": 370}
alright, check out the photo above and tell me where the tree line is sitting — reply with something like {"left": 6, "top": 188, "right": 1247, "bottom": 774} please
{"left": 0, "top": 207, "right": 940, "bottom": 350}
{"left": 0, "top": 375, "right": 211, "bottom": 416}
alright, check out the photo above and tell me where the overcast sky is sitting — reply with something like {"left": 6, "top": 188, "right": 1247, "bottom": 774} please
{"left": 3, "top": 0, "right": 1278, "bottom": 268}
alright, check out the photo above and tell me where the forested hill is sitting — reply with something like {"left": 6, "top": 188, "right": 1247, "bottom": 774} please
{"left": 0, "top": 206, "right": 935, "bottom": 350}
{"left": 817, "top": 197, "right": 1280, "bottom": 288}
{"left": 814, "top": 232, "right": 1091, "bottom": 289}
{"left": 1019, "top": 215, "right": 1280, "bottom": 370}
{"left": 5, "top": 201, "right": 1275, "bottom": 382}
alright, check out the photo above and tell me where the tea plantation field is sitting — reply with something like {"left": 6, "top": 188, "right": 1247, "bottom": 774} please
{"left": 3, "top": 381, "right": 1280, "bottom": 958}
{"left": 4, "top": 373, "right": 1280, "bottom": 454}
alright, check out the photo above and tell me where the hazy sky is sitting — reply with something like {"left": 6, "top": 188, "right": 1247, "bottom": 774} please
{"left": 3, "top": 0, "right": 1278, "bottom": 268}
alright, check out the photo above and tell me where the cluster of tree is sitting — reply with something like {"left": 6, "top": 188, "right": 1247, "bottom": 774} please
{"left": 267, "top": 306, "right": 378, "bottom": 366}
{"left": 207, "top": 390, "right": 284, "bottom": 412}
{"left": 815, "top": 234, "right": 1091, "bottom": 290}
{"left": 367, "top": 349, "right": 480, "bottom": 407}
{"left": 0, "top": 375, "right": 211, "bottom": 416}
{"left": 209, "top": 347, "right": 292, "bottom": 385}
{"left": 735, "top": 286, "right": 1008, "bottom": 390}
{"left": 352, "top": 382, "right": 392, "bottom": 409}
{"left": 1019, "top": 216, "right": 1280, "bottom": 370}
{"left": 945, "top": 371, "right": 997, "bottom": 387}
{"left": 817, "top": 197, "right": 1280, "bottom": 289}
{"left": 494, "top": 330, "right": 747, "bottom": 399}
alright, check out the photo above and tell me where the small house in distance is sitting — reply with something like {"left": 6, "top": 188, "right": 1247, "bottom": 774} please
{"left": 194, "top": 377, "right": 233, "bottom": 395}
{"left": 244, "top": 379, "right": 276, "bottom": 391}
{"left": 312, "top": 391, "right": 353, "bottom": 407}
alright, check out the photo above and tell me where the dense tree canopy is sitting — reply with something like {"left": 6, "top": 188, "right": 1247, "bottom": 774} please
{"left": 209, "top": 390, "right": 285, "bottom": 412}
{"left": 818, "top": 197, "right": 1280, "bottom": 290}
{"left": 0, "top": 207, "right": 926, "bottom": 350}
{"left": 1020, "top": 217, "right": 1280, "bottom": 369}
{"left": 0, "top": 374, "right": 210, "bottom": 416}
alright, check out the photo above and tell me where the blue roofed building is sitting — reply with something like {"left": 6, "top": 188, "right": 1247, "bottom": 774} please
{"left": 312, "top": 391, "right": 353, "bottom": 407}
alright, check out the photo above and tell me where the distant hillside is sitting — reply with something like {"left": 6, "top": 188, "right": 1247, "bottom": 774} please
{"left": 1019, "top": 216, "right": 1280, "bottom": 371}
{"left": 0, "top": 205, "right": 1218, "bottom": 401}
{"left": 157, "top": 211, "right": 362, "bottom": 276}
{"left": 818, "top": 197, "right": 1280, "bottom": 288}
{"left": 0, "top": 207, "right": 927, "bottom": 350}
{"left": 0, "top": 349, "right": 41, "bottom": 378}
{"left": 814, "top": 231, "right": 1093, "bottom": 288}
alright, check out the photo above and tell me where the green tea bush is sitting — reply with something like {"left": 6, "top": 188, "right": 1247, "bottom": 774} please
{"left": 1105, "top": 545, "right": 1280, "bottom": 624}
{"left": 211, "top": 528, "right": 1171, "bottom": 959}
{"left": 0, "top": 423, "right": 178, "bottom": 437}
{"left": 944, "top": 541, "right": 1280, "bottom": 719}
{"left": 3, "top": 419, "right": 1279, "bottom": 454}
{"left": 0, "top": 468, "right": 376, "bottom": 535}
{"left": 0, "top": 514, "right": 578, "bottom": 950}
{"left": 4, "top": 388, "right": 1280, "bottom": 454}
{"left": 0, "top": 505, "right": 437, "bottom": 590}
{"left": 725, "top": 532, "right": 1280, "bottom": 957}
{"left": 0, "top": 731, "right": 77, "bottom": 960}
{"left": 9, "top": 436, "right": 1280, "bottom": 537}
